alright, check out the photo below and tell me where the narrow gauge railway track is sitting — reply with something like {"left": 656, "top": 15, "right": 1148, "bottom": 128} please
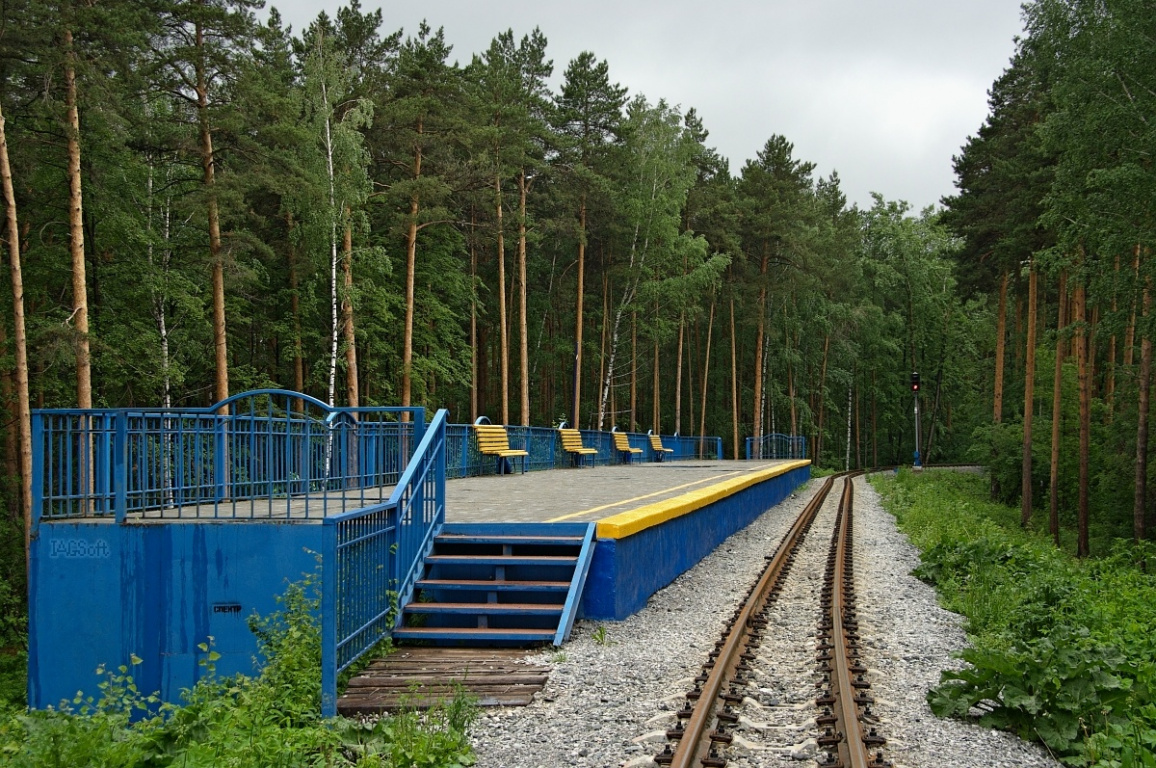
{"left": 653, "top": 473, "right": 889, "bottom": 768}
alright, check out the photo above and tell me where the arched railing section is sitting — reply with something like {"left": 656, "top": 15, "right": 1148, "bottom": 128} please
{"left": 31, "top": 389, "right": 425, "bottom": 525}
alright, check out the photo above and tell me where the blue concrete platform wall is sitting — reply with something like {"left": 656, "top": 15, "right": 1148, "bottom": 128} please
{"left": 29, "top": 522, "right": 322, "bottom": 710}
{"left": 581, "top": 465, "right": 810, "bottom": 620}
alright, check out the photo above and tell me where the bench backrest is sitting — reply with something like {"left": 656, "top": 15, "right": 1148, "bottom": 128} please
{"left": 559, "top": 428, "right": 587, "bottom": 451}
{"left": 474, "top": 424, "right": 513, "bottom": 452}
{"left": 648, "top": 434, "right": 666, "bottom": 451}
{"left": 612, "top": 432, "right": 634, "bottom": 451}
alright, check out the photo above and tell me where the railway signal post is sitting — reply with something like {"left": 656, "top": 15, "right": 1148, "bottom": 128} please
{"left": 911, "top": 371, "right": 922, "bottom": 471}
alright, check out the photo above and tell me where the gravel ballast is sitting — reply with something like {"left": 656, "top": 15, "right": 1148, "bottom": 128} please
{"left": 469, "top": 475, "right": 1063, "bottom": 768}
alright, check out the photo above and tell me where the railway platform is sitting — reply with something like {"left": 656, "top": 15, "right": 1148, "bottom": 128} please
{"left": 27, "top": 390, "right": 809, "bottom": 716}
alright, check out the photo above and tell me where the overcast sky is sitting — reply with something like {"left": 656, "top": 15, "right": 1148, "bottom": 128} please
{"left": 266, "top": 0, "right": 1026, "bottom": 212}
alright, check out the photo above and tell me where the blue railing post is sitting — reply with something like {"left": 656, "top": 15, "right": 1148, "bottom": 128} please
{"left": 31, "top": 412, "right": 43, "bottom": 530}
{"left": 320, "top": 519, "right": 337, "bottom": 718}
{"left": 114, "top": 413, "right": 128, "bottom": 524}
{"left": 214, "top": 417, "right": 226, "bottom": 503}
{"left": 436, "top": 427, "right": 446, "bottom": 528}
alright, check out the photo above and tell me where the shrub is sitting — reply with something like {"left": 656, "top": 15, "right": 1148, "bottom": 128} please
{"left": 875, "top": 470, "right": 1156, "bottom": 767}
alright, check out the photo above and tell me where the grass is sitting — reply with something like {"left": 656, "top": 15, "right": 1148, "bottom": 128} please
{"left": 0, "top": 571, "right": 477, "bottom": 767}
{"left": 874, "top": 469, "right": 1156, "bottom": 767}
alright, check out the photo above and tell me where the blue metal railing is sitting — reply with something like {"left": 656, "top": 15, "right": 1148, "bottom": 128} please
{"left": 745, "top": 433, "right": 808, "bottom": 460}
{"left": 31, "top": 390, "right": 424, "bottom": 526}
{"left": 320, "top": 408, "right": 448, "bottom": 717}
{"left": 446, "top": 424, "right": 722, "bottom": 476}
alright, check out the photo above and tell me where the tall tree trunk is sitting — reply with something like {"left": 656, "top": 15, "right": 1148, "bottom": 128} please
{"left": 630, "top": 312, "right": 637, "bottom": 430}
{"left": 752, "top": 245, "right": 768, "bottom": 441}
{"left": 871, "top": 370, "right": 878, "bottom": 467}
{"left": 195, "top": 20, "right": 228, "bottom": 410}
{"left": 786, "top": 303, "right": 798, "bottom": 435}
{"left": 495, "top": 175, "right": 509, "bottom": 425}
{"left": 401, "top": 120, "right": 422, "bottom": 410}
{"left": 730, "top": 297, "right": 739, "bottom": 459}
{"left": 342, "top": 213, "right": 358, "bottom": 408}
{"left": 0, "top": 320, "right": 14, "bottom": 519}
{"left": 652, "top": 313, "right": 659, "bottom": 432}
{"left": 323, "top": 75, "right": 340, "bottom": 409}
{"left": 1076, "top": 278, "right": 1090, "bottom": 557}
{"left": 599, "top": 273, "right": 608, "bottom": 426}
{"left": 1125, "top": 245, "right": 1140, "bottom": 368}
{"left": 816, "top": 332, "right": 830, "bottom": 465}
{"left": 1, "top": 102, "right": 33, "bottom": 564}
{"left": 1107, "top": 256, "right": 1120, "bottom": 409}
{"left": 1049, "top": 270, "right": 1067, "bottom": 546}
{"left": 1022, "top": 261, "right": 1037, "bottom": 528}
{"left": 146, "top": 159, "right": 175, "bottom": 411}
{"left": 289, "top": 237, "right": 304, "bottom": 400}
{"left": 844, "top": 381, "right": 853, "bottom": 472}
{"left": 64, "top": 29, "right": 91, "bottom": 410}
{"left": 518, "top": 171, "right": 530, "bottom": 426}
{"left": 1135, "top": 273, "right": 1152, "bottom": 543}
{"left": 699, "top": 297, "right": 715, "bottom": 455}
{"left": 469, "top": 210, "right": 478, "bottom": 422}
{"left": 571, "top": 195, "right": 586, "bottom": 428}
{"left": 993, "top": 270, "right": 1009, "bottom": 424}
{"left": 674, "top": 313, "right": 684, "bottom": 435}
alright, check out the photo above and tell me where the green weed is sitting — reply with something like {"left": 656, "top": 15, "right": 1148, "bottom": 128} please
{"left": 875, "top": 470, "right": 1156, "bottom": 766}
{"left": 0, "top": 571, "right": 476, "bottom": 767}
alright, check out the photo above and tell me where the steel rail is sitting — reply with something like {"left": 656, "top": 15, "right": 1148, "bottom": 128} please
{"left": 819, "top": 474, "right": 887, "bottom": 768}
{"left": 660, "top": 475, "right": 836, "bottom": 768}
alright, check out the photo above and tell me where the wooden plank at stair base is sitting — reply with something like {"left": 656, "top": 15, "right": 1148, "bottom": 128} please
{"left": 339, "top": 689, "right": 539, "bottom": 713}
{"left": 346, "top": 672, "right": 548, "bottom": 687}
{"left": 336, "top": 648, "right": 551, "bottom": 714}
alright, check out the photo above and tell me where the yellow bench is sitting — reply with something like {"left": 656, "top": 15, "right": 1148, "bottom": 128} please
{"left": 648, "top": 433, "right": 674, "bottom": 462}
{"left": 474, "top": 423, "right": 529, "bottom": 474}
{"left": 612, "top": 431, "right": 643, "bottom": 464}
{"left": 558, "top": 428, "right": 597, "bottom": 467}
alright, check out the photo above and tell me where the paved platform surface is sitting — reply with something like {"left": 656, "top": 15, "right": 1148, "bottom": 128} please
{"left": 444, "top": 459, "right": 798, "bottom": 525}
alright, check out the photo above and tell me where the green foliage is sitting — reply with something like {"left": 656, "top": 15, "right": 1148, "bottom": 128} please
{"left": 0, "top": 574, "right": 476, "bottom": 768}
{"left": 877, "top": 470, "right": 1156, "bottom": 766}
{"left": 333, "top": 691, "right": 477, "bottom": 768}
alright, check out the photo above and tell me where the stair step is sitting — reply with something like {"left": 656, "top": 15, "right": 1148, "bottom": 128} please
{"left": 436, "top": 534, "right": 583, "bottom": 547}
{"left": 426, "top": 554, "right": 578, "bottom": 566}
{"left": 416, "top": 579, "right": 570, "bottom": 592}
{"left": 392, "top": 627, "right": 556, "bottom": 642}
{"left": 404, "top": 602, "right": 563, "bottom": 616}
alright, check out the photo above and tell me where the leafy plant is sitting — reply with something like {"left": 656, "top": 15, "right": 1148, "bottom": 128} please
{"left": 0, "top": 571, "right": 477, "bottom": 768}
{"left": 876, "top": 470, "right": 1156, "bottom": 766}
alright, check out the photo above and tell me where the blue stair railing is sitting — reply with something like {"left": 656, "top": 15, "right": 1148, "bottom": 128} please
{"left": 320, "top": 408, "right": 448, "bottom": 717}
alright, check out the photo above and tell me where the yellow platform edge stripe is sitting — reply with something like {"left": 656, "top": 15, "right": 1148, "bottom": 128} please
{"left": 595, "top": 459, "right": 812, "bottom": 540}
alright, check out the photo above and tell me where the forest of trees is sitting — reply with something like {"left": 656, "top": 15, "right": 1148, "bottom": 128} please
{"left": 943, "top": 0, "right": 1156, "bottom": 553}
{"left": 1, "top": 0, "right": 1150, "bottom": 555}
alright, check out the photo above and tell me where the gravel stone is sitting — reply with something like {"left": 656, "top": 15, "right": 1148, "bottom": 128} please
{"left": 468, "top": 476, "right": 1062, "bottom": 768}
